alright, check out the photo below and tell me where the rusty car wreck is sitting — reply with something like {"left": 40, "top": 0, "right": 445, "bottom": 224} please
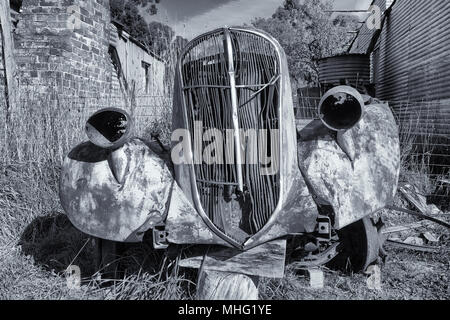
{"left": 59, "top": 27, "right": 401, "bottom": 298}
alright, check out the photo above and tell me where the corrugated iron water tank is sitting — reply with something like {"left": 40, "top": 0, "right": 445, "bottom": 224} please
{"left": 318, "top": 54, "right": 370, "bottom": 91}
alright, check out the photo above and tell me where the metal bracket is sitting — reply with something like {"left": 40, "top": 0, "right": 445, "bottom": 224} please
{"left": 152, "top": 224, "right": 169, "bottom": 249}
{"left": 316, "top": 215, "right": 332, "bottom": 241}
{"left": 290, "top": 242, "right": 339, "bottom": 269}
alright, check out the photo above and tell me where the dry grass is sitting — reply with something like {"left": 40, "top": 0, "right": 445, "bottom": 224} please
{"left": 0, "top": 85, "right": 448, "bottom": 299}
{"left": 0, "top": 86, "right": 187, "bottom": 300}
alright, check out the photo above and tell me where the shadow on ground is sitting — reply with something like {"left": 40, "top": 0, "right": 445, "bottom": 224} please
{"left": 19, "top": 213, "right": 97, "bottom": 277}
{"left": 18, "top": 213, "right": 180, "bottom": 280}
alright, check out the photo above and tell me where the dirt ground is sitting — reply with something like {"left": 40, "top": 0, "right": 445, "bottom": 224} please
{"left": 259, "top": 244, "right": 449, "bottom": 300}
{"left": 259, "top": 210, "right": 450, "bottom": 300}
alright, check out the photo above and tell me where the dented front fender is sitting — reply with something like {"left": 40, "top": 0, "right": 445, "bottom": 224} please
{"left": 298, "top": 102, "right": 400, "bottom": 229}
{"left": 59, "top": 138, "right": 174, "bottom": 242}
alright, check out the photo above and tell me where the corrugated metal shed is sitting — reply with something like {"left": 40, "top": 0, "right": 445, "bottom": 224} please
{"left": 347, "top": 0, "right": 449, "bottom": 199}
{"left": 350, "top": 0, "right": 450, "bottom": 104}
{"left": 318, "top": 54, "right": 370, "bottom": 90}
{"left": 349, "top": 0, "right": 383, "bottom": 55}
{"left": 349, "top": 0, "right": 450, "bottom": 136}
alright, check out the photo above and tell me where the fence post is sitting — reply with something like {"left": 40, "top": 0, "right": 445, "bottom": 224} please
{"left": 0, "top": 0, "right": 17, "bottom": 113}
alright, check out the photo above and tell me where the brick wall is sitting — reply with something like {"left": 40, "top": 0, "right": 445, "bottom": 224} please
{"left": 12, "top": 0, "right": 124, "bottom": 109}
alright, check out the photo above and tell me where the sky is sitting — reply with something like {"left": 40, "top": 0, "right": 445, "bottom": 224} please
{"left": 147, "top": 0, "right": 373, "bottom": 39}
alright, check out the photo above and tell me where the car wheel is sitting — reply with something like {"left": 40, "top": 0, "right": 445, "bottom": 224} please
{"left": 327, "top": 216, "right": 380, "bottom": 272}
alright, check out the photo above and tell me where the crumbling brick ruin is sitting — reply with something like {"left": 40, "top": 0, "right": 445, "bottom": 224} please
{"left": 16, "top": 0, "right": 122, "bottom": 101}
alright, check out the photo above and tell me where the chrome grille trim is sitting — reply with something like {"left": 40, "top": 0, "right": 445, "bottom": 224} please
{"left": 178, "top": 27, "right": 283, "bottom": 247}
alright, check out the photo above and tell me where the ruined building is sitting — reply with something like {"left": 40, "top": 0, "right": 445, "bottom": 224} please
{"left": 0, "top": 0, "right": 165, "bottom": 113}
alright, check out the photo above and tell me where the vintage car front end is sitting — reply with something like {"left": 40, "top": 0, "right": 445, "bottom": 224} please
{"left": 167, "top": 27, "right": 319, "bottom": 250}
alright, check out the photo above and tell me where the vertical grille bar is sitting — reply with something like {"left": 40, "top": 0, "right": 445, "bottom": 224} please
{"left": 224, "top": 28, "right": 244, "bottom": 192}
{"left": 180, "top": 28, "right": 281, "bottom": 237}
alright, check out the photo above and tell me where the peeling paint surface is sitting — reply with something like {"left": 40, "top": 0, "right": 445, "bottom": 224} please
{"left": 60, "top": 138, "right": 173, "bottom": 242}
{"left": 179, "top": 239, "right": 287, "bottom": 278}
{"left": 298, "top": 103, "right": 400, "bottom": 229}
{"left": 166, "top": 168, "right": 318, "bottom": 250}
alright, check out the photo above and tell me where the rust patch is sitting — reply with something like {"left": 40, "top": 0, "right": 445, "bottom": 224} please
{"left": 165, "top": 182, "right": 230, "bottom": 246}
{"left": 179, "top": 239, "right": 287, "bottom": 278}
{"left": 298, "top": 103, "right": 400, "bottom": 229}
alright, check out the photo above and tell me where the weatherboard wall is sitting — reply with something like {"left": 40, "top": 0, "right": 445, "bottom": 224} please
{"left": 350, "top": 0, "right": 450, "bottom": 139}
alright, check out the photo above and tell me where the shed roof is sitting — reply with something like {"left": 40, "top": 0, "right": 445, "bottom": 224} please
{"left": 348, "top": 0, "right": 384, "bottom": 54}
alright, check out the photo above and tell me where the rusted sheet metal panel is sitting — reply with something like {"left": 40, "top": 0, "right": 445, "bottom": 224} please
{"left": 165, "top": 181, "right": 230, "bottom": 246}
{"left": 178, "top": 239, "right": 286, "bottom": 278}
{"left": 318, "top": 54, "right": 370, "bottom": 88}
{"left": 298, "top": 103, "right": 400, "bottom": 229}
{"left": 166, "top": 169, "right": 317, "bottom": 250}
{"left": 0, "top": 0, "right": 17, "bottom": 110}
{"left": 60, "top": 138, "right": 173, "bottom": 242}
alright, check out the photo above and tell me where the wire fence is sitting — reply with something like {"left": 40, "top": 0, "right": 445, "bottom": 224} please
{"left": 133, "top": 95, "right": 171, "bottom": 120}
{"left": 5, "top": 86, "right": 446, "bottom": 207}
{"left": 0, "top": 92, "right": 173, "bottom": 165}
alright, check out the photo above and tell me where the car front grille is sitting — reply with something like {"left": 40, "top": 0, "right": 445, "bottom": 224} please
{"left": 180, "top": 28, "right": 281, "bottom": 239}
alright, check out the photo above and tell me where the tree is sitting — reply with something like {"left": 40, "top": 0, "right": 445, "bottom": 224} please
{"left": 163, "top": 36, "right": 189, "bottom": 94}
{"left": 253, "top": 0, "right": 359, "bottom": 88}
{"left": 110, "top": 0, "right": 153, "bottom": 43}
{"left": 110, "top": 0, "right": 159, "bottom": 49}
{"left": 147, "top": 21, "right": 175, "bottom": 55}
